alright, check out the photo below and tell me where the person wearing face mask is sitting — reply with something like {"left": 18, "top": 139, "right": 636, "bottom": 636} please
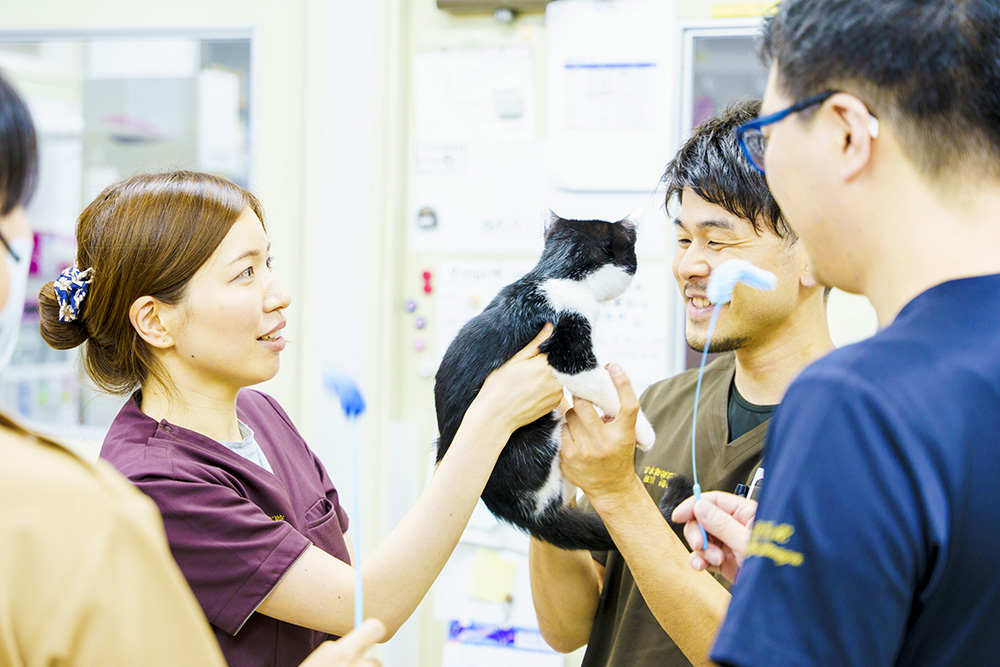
{"left": 0, "top": 70, "right": 386, "bottom": 667}
{"left": 0, "top": 78, "right": 34, "bottom": 371}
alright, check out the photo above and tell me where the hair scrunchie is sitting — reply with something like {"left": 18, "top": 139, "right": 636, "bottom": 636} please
{"left": 54, "top": 266, "right": 94, "bottom": 323}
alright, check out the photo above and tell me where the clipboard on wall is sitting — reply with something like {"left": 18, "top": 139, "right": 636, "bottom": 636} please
{"left": 545, "top": 0, "right": 679, "bottom": 192}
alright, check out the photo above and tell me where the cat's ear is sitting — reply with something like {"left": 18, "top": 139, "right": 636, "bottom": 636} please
{"left": 543, "top": 209, "right": 563, "bottom": 239}
{"left": 615, "top": 205, "right": 642, "bottom": 241}
{"left": 618, "top": 203, "right": 644, "bottom": 230}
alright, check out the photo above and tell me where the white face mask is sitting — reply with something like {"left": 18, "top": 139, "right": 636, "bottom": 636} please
{"left": 0, "top": 237, "right": 33, "bottom": 371}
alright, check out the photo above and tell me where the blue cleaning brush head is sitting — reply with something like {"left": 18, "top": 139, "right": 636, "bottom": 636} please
{"left": 706, "top": 259, "right": 778, "bottom": 305}
{"left": 325, "top": 371, "right": 367, "bottom": 417}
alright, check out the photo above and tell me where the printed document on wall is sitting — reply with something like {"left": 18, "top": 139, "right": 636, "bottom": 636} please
{"left": 409, "top": 46, "right": 546, "bottom": 254}
{"left": 408, "top": 140, "right": 549, "bottom": 254}
{"left": 413, "top": 46, "right": 535, "bottom": 143}
{"left": 546, "top": 0, "right": 679, "bottom": 191}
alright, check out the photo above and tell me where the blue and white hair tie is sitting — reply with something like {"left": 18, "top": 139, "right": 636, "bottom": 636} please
{"left": 54, "top": 266, "right": 94, "bottom": 323}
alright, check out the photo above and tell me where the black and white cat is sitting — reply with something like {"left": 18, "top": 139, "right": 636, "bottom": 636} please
{"left": 434, "top": 215, "right": 687, "bottom": 551}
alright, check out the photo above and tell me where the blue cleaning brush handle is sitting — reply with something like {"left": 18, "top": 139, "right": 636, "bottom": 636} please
{"left": 325, "top": 371, "right": 366, "bottom": 628}
{"left": 350, "top": 414, "right": 363, "bottom": 628}
{"left": 691, "top": 261, "right": 775, "bottom": 561}
{"left": 691, "top": 305, "right": 721, "bottom": 556}
{"left": 692, "top": 483, "right": 709, "bottom": 552}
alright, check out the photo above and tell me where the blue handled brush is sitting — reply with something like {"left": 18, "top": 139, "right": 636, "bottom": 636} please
{"left": 325, "top": 371, "right": 367, "bottom": 629}
{"left": 691, "top": 260, "right": 776, "bottom": 549}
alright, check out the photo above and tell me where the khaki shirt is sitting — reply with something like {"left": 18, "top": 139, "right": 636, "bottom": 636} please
{"left": 0, "top": 420, "right": 226, "bottom": 666}
{"left": 582, "top": 353, "right": 766, "bottom": 667}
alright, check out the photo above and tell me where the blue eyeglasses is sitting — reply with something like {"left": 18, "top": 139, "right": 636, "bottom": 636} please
{"left": 736, "top": 90, "right": 880, "bottom": 174}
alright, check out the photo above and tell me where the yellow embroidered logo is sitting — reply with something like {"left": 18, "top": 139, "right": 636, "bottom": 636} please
{"left": 642, "top": 466, "right": 678, "bottom": 490}
{"left": 270, "top": 514, "right": 285, "bottom": 522}
{"left": 746, "top": 520, "right": 803, "bottom": 567}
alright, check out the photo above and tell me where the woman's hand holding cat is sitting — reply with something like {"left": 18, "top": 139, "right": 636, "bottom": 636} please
{"left": 559, "top": 364, "right": 642, "bottom": 504}
{"left": 300, "top": 618, "right": 385, "bottom": 667}
{"left": 467, "top": 323, "right": 564, "bottom": 441}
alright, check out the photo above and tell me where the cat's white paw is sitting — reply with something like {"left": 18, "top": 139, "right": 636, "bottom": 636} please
{"left": 561, "top": 478, "right": 580, "bottom": 505}
{"left": 635, "top": 410, "right": 656, "bottom": 451}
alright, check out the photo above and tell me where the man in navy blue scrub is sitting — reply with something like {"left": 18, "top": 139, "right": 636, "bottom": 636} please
{"left": 676, "top": 1, "right": 1000, "bottom": 665}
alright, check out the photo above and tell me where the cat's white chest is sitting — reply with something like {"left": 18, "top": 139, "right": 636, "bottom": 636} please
{"left": 539, "top": 279, "right": 598, "bottom": 319}
{"left": 539, "top": 265, "right": 633, "bottom": 317}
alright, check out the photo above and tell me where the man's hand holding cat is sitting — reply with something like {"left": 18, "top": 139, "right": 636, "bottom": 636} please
{"left": 468, "top": 323, "right": 564, "bottom": 440}
{"left": 559, "top": 364, "right": 644, "bottom": 506}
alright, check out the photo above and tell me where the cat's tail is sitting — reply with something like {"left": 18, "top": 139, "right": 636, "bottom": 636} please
{"left": 528, "top": 504, "right": 616, "bottom": 552}
{"left": 658, "top": 473, "right": 694, "bottom": 519}
{"left": 528, "top": 474, "right": 695, "bottom": 552}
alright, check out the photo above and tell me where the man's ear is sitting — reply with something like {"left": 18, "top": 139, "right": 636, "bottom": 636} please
{"left": 826, "top": 92, "right": 878, "bottom": 182}
{"left": 791, "top": 241, "right": 820, "bottom": 289}
{"left": 799, "top": 258, "right": 821, "bottom": 289}
{"left": 129, "top": 296, "right": 173, "bottom": 349}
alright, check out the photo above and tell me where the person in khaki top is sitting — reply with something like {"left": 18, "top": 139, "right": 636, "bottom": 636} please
{"left": 529, "top": 100, "right": 834, "bottom": 667}
{"left": 1, "top": 421, "right": 230, "bottom": 665}
{"left": 1, "top": 418, "right": 387, "bottom": 667}
{"left": 0, "top": 69, "right": 383, "bottom": 667}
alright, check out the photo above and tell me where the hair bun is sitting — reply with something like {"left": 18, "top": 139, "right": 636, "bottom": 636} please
{"left": 38, "top": 281, "right": 88, "bottom": 349}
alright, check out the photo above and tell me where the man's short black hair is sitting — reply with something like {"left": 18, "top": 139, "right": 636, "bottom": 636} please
{"left": 0, "top": 71, "right": 38, "bottom": 216}
{"left": 762, "top": 0, "right": 1000, "bottom": 179}
{"left": 662, "top": 98, "right": 792, "bottom": 240}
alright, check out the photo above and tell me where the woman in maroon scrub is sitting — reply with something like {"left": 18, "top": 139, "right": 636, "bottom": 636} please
{"left": 38, "top": 170, "right": 562, "bottom": 667}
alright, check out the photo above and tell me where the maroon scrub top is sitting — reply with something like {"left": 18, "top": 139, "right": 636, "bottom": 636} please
{"left": 100, "top": 389, "right": 351, "bottom": 667}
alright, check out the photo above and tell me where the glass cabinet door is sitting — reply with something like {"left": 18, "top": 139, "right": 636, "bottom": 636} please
{"left": 677, "top": 21, "right": 767, "bottom": 370}
{"left": 0, "top": 33, "right": 253, "bottom": 449}
{"left": 679, "top": 20, "right": 768, "bottom": 134}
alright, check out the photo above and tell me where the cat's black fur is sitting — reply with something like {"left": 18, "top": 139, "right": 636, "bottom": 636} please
{"left": 434, "top": 215, "right": 691, "bottom": 551}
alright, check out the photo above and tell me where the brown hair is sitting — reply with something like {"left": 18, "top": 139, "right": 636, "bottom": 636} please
{"left": 39, "top": 170, "right": 264, "bottom": 395}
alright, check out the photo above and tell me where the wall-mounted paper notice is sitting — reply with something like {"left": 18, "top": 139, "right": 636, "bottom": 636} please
{"left": 467, "top": 548, "right": 518, "bottom": 604}
{"left": 408, "top": 140, "right": 549, "bottom": 254}
{"left": 590, "top": 262, "right": 677, "bottom": 394}
{"left": 409, "top": 45, "right": 544, "bottom": 254}
{"left": 433, "top": 541, "right": 539, "bottom": 627}
{"left": 546, "top": 0, "right": 679, "bottom": 192}
{"left": 413, "top": 46, "right": 536, "bottom": 143}
{"left": 435, "top": 259, "right": 532, "bottom": 361}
